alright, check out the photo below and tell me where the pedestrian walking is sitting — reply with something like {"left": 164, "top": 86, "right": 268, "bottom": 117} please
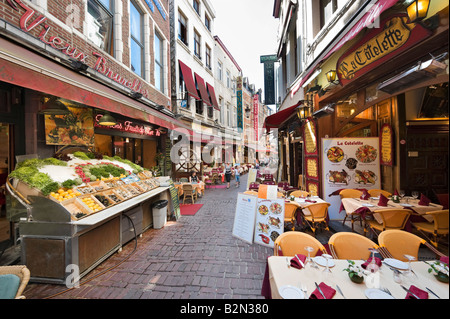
{"left": 225, "top": 162, "right": 232, "bottom": 189}
{"left": 234, "top": 165, "right": 240, "bottom": 188}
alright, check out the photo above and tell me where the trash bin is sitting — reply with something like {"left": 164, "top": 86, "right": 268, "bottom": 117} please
{"left": 152, "top": 200, "right": 168, "bottom": 229}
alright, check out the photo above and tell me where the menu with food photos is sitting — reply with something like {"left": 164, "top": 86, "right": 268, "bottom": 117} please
{"left": 322, "top": 137, "right": 380, "bottom": 220}
{"left": 232, "top": 193, "right": 285, "bottom": 247}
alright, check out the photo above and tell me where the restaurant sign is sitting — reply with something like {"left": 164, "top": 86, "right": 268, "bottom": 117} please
{"left": 337, "top": 15, "right": 432, "bottom": 86}
{"left": 94, "top": 115, "right": 162, "bottom": 137}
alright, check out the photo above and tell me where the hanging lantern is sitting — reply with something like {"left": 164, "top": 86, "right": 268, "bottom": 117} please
{"left": 296, "top": 103, "right": 311, "bottom": 121}
{"left": 98, "top": 112, "right": 117, "bottom": 126}
{"left": 406, "top": 0, "right": 430, "bottom": 23}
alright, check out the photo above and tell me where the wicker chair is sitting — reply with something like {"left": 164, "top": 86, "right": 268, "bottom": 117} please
{"left": 328, "top": 232, "right": 379, "bottom": 260}
{"left": 0, "top": 265, "right": 30, "bottom": 299}
{"left": 289, "top": 190, "right": 310, "bottom": 198}
{"left": 368, "top": 189, "right": 392, "bottom": 198}
{"left": 412, "top": 209, "right": 449, "bottom": 248}
{"left": 182, "top": 184, "right": 197, "bottom": 204}
{"left": 339, "top": 189, "right": 364, "bottom": 231}
{"left": 303, "top": 202, "right": 331, "bottom": 235}
{"left": 366, "top": 209, "right": 412, "bottom": 236}
{"left": 284, "top": 202, "right": 301, "bottom": 231}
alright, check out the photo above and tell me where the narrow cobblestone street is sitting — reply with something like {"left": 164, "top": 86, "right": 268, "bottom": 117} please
{"left": 24, "top": 174, "right": 273, "bottom": 299}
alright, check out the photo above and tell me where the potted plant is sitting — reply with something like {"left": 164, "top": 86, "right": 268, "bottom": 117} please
{"left": 343, "top": 260, "right": 365, "bottom": 283}
{"left": 427, "top": 261, "right": 449, "bottom": 283}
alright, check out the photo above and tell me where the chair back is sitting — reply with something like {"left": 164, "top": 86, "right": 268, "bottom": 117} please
{"left": 368, "top": 189, "right": 392, "bottom": 198}
{"left": 378, "top": 230, "right": 425, "bottom": 261}
{"left": 307, "top": 203, "right": 331, "bottom": 221}
{"left": 182, "top": 184, "right": 194, "bottom": 195}
{"left": 274, "top": 232, "right": 326, "bottom": 257}
{"left": 249, "top": 182, "right": 259, "bottom": 190}
{"left": 339, "top": 189, "right": 363, "bottom": 198}
{"left": 284, "top": 202, "right": 300, "bottom": 220}
{"left": 427, "top": 209, "right": 449, "bottom": 234}
{"left": 290, "top": 190, "right": 309, "bottom": 198}
{"left": 328, "top": 232, "right": 378, "bottom": 260}
{"left": 374, "top": 209, "right": 411, "bottom": 230}
{"left": 278, "top": 182, "right": 289, "bottom": 189}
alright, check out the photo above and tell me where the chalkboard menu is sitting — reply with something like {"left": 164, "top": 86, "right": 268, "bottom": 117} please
{"left": 168, "top": 180, "right": 180, "bottom": 220}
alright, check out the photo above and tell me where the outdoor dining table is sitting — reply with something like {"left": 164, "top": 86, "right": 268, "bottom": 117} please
{"left": 267, "top": 256, "right": 449, "bottom": 299}
{"left": 341, "top": 197, "right": 444, "bottom": 224}
{"left": 173, "top": 182, "right": 204, "bottom": 197}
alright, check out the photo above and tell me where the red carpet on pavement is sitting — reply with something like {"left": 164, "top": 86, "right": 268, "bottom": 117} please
{"left": 180, "top": 204, "right": 203, "bottom": 216}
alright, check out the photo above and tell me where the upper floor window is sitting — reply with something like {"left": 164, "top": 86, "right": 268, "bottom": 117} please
{"left": 130, "top": 1, "right": 144, "bottom": 77}
{"left": 226, "top": 70, "right": 231, "bottom": 89}
{"left": 205, "top": 14, "right": 211, "bottom": 31}
{"left": 178, "top": 11, "right": 188, "bottom": 45}
{"left": 193, "top": 0, "right": 200, "bottom": 16}
{"left": 320, "top": 0, "right": 337, "bottom": 28}
{"left": 87, "top": 0, "right": 114, "bottom": 56}
{"left": 194, "top": 30, "right": 201, "bottom": 59}
{"left": 217, "top": 61, "right": 223, "bottom": 81}
{"left": 205, "top": 45, "right": 211, "bottom": 70}
{"left": 154, "top": 31, "right": 165, "bottom": 92}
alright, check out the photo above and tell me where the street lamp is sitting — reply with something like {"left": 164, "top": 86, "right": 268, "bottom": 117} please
{"left": 406, "top": 0, "right": 430, "bottom": 23}
{"left": 296, "top": 103, "right": 311, "bottom": 121}
{"left": 326, "top": 70, "right": 339, "bottom": 84}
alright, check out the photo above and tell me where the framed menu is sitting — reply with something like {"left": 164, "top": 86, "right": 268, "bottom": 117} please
{"left": 232, "top": 193, "right": 284, "bottom": 247}
{"left": 322, "top": 137, "right": 380, "bottom": 220}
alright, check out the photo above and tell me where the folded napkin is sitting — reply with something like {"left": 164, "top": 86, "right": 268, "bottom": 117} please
{"left": 378, "top": 193, "right": 389, "bottom": 206}
{"left": 360, "top": 189, "right": 370, "bottom": 200}
{"left": 305, "top": 199, "right": 317, "bottom": 203}
{"left": 405, "top": 285, "right": 428, "bottom": 299}
{"left": 309, "top": 282, "right": 336, "bottom": 299}
{"left": 361, "top": 257, "right": 382, "bottom": 269}
{"left": 393, "top": 189, "right": 399, "bottom": 196}
{"left": 418, "top": 193, "right": 430, "bottom": 206}
{"left": 290, "top": 254, "right": 307, "bottom": 269}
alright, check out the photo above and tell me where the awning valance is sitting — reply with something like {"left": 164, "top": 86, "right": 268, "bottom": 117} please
{"left": 263, "top": 101, "right": 302, "bottom": 130}
{"left": 179, "top": 60, "right": 200, "bottom": 100}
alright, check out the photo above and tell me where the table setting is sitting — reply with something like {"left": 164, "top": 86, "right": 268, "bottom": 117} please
{"left": 267, "top": 252, "right": 449, "bottom": 299}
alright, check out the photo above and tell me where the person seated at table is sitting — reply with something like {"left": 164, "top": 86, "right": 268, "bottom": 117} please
{"left": 189, "top": 171, "right": 198, "bottom": 183}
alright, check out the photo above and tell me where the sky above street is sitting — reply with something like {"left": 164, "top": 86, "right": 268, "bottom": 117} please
{"left": 209, "top": 0, "right": 279, "bottom": 107}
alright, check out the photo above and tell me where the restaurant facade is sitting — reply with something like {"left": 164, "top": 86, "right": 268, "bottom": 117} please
{"left": 268, "top": 0, "right": 449, "bottom": 219}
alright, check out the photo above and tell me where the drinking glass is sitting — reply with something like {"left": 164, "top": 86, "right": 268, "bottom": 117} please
{"left": 304, "top": 246, "right": 316, "bottom": 270}
{"left": 404, "top": 254, "right": 416, "bottom": 277}
{"left": 322, "top": 254, "right": 333, "bottom": 274}
{"left": 411, "top": 191, "right": 419, "bottom": 201}
{"left": 366, "top": 248, "right": 379, "bottom": 273}
{"left": 399, "top": 190, "right": 405, "bottom": 202}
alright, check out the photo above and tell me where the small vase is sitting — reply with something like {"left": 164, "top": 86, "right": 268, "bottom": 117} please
{"left": 435, "top": 272, "right": 449, "bottom": 283}
{"left": 349, "top": 273, "right": 364, "bottom": 284}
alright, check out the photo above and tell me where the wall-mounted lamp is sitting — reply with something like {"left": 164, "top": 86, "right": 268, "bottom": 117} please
{"left": 406, "top": 0, "right": 430, "bottom": 23}
{"left": 71, "top": 60, "right": 89, "bottom": 72}
{"left": 245, "top": 107, "right": 251, "bottom": 118}
{"left": 39, "top": 97, "right": 71, "bottom": 115}
{"left": 326, "top": 70, "right": 340, "bottom": 84}
{"left": 98, "top": 112, "right": 117, "bottom": 126}
{"left": 296, "top": 103, "right": 311, "bottom": 121}
{"left": 131, "top": 92, "right": 143, "bottom": 99}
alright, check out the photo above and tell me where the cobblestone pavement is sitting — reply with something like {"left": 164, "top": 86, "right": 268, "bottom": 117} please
{"left": 24, "top": 174, "right": 273, "bottom": 299}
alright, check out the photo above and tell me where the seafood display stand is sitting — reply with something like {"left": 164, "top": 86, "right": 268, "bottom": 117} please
{"left": 6, "top": 158, "right": 172, "bottom": 285}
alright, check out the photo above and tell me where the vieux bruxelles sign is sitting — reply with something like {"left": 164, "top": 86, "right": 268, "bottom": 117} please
{"left": 337, "top": 15, "right": 432, "bottom": 86}
{"left": 6, "top": 0, "right": 150, "bottom": 98}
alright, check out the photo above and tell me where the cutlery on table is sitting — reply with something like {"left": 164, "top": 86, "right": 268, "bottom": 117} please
{"left": 286, "top": 257, "right": 291, "bottom": 269}
{"left": 315, "top": 282, "right": 326, "bottom": 299}
{"left": 401, "top": 285, "right": 420, "bottom": 299}
{"left": 295, "top": 255, "right": 305, "bottom": 268}
{"left": 426, "top": 287, "right": 440, "bottom": 299}
{"left": 336, "top": 285, "right": 346, "bottom": 299}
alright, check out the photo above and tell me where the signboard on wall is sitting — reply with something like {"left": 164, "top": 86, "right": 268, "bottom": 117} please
{"left": 236, "top": 76, "right": 243, "bottom": 131}
{"left": 322, "top": 137, "right": 380, "bottom": 220}
{"left": 253, "top": 94, "right": 259, "bottom": 141}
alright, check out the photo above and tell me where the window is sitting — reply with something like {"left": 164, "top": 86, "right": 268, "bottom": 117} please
{"left": 130, "top": 2, "right": 144, "bottom": 77}
{"left": 195, "top": 100, "right": 203, "bottom": 115}
{"left": 205, "top": 45, "right": 211, "bottom": 69}
{"left": 193, "top": 0, "right": 200, "bottom": 15}
{"left": 226, "top": 70, "right": 231, "bottom": 89}
{"left": 219, "top": 97, "right": 224, "bottom": 123}
{"left": 154, "top": 31, "right": 164, "bottom": 92}
{"left": 205, "top": 14, "right": 211, "bottom": 31}
{"left": 207, "top": 105, "right": 213, "bottom": 118}
{"left": 178, "top": 11, "right": 188, "bottom": 45}
{"left": 194, "top": 30, "right": 201, "bottom": 59}
{"left": 217, "top": 61, "right": 223, "bottom": 81}
{"left": 87, "top": 0, "right": 114, "bottom": 56}
{"left": 320, "top": 0, "right": 337, "bottom": 28}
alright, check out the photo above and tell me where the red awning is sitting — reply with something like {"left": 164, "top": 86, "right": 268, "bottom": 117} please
{"left": 263, "top": 101, "right": 302, "bottom": 130}
{"left": 291, "top": 0, "right": 398, "bottom": 95}
{"left": 194, "top": 73, "right": 212, "bottom": 106}
{"left": 0, "top": 37, "right": 191, "bottom": 133}
{"left": 179, "top": 60, "right": 200, "bottom": 100}
{"left": 206, "top": 83, "right": 220, "bottom": 111}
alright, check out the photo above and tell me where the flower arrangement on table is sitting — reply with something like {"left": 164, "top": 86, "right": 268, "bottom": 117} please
{"left": 343, "top": 260, "right": 366, "bottom": 283}
{"left": 427, "top": 261, "right": 449, "bottom": 283}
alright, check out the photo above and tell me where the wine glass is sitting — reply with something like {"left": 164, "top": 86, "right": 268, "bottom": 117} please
{"left": 411, "top": 191, "right": 419, "bottom": 201}
{"left": 304, "top": 246, "right": 315, "bottom": 270}
{"left": 399, "top": 190, "right": 405, "bottom": 202}
{"left": 404, "top": 254, "right": 417, "bottom": 278}
{"left": 366, "top": 248, "right": 379, "bottom": 274}
{"left": 322, "top": 254, "right": 333, "bottom": 274}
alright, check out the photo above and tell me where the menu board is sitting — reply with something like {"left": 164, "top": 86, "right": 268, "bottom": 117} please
{"left": 168, "top": 180, "right": 180, "bottom": 220}
{"left": 253, "top": 198, "right": 285, "bottom": 248}
{"left": 232, "top": 194, "right": 285, "bottom": 247}
{"left": 322, "top": 137, "right": 380, "bottom": 220}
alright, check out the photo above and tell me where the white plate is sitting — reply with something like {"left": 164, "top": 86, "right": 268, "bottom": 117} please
{"left": 279, "top": 285, "right": 305, "bottom": 299}
{"left": 312, "top": 256, "right": 335, "bottom": 267}
{"left": 370, "top": 197, "right": 379, "bottom": 200}
{"left": 365, "top": 289, "right": 395, "bottom": 299}
{"left": 399, "top": 203, "right": 413, "bottom": 207}
{"left": 383, "top": 258, "right": 409, "bottom": 270}
{"left": 362, "top": 203, "right": 375, "bottom": 207}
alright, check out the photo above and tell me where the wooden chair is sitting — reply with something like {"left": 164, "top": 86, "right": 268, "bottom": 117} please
{"left": 274, "top": 231, "right": 327, "bottom": 257}
{"left": 366, "top": 209, "right": 411, "bottom": 236}
{"left": 284, "top": 202, "right": 301, "bottom": 231}
{"left": 328, "top": 232, "right": 379, "bottom": 260}
{"left": 182, "top": 184, "right": 197, "bottom": 204}
{"left": 0, "top": 265, "right": 30, "bottom": 299}
{"left": 289, "top": 190, "right": 309, "bottom": 198}
{"left": 303, "top": 202, "right": 331, "bottom": 235}
{"left": 378, "top": 230, "right": 446, "bottom": 262}
{"left": 340, "top": 189, "right": 364, "bottom": 231}
{"left": 412, "top": 209, "right": 449, "bottom": 248}
{"left": 368, "top": 189, "right": 392, "bottom": 198}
